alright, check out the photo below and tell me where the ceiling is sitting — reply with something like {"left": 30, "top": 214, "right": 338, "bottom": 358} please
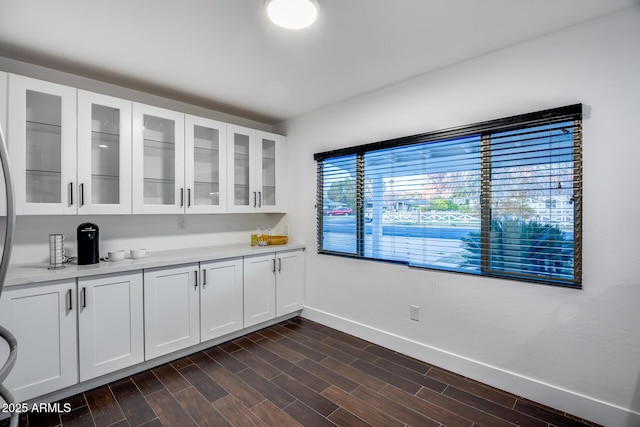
{"left": 0, "top": 0, "right": 637, "bottom": 124}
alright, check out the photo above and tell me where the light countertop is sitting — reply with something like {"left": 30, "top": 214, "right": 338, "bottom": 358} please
{"left": 5, "top": 242, "right": 306, "bottom": 287}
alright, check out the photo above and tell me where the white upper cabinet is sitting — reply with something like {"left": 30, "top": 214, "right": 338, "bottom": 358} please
{"left": 133, "top": 108, "right": 230, "bottom": 214}
{"left": 227, "top": 125, "right": 287, "bottom": 213}
{"left": 5, "top": 73, "right": 287, "bottom": 216}
{"left": 8, "top": 74, "right": 77, "bottom": 215}
{"left": 256, "top": 130, "right": 287, "bottom": 213}
{"left": 184, "top": 115, "right": 227, "bottom": 213}
{"left": 227, "top": 124, "right": 255, "bottom": 213}
{"left": 77, "top": 90, "right": 132, "bottom": 214}
{"left": 132, "top": 102, "right": 185, "bottom": 214}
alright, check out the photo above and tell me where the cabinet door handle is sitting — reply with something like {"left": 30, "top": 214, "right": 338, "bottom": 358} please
{"left": 253, "top": 192, "right": 257, "bottom": 207}
{"left": 180, "top": 188, "right": 185, "bottom": 208}
{"left": 202, "top": 269, "right": 207, "bottom": 288}
{"left": 258, "top": 191, "right": 262, "bottom": 208}
{"left": 195, "top": 270, "right": 198, "bottom": 288}
{"left": 68, "top": 182, "right": 74, "bottom": 206}
{"left": 66, "top": 289, "right": 73, "bottom": 311}
{"left": 278, "top": 258, "right": 282, "bottom": 272}
{"left": 272, "top": 258, "right": 276, "bottom": 273}
{"left": 188, "top": 188, "right": 192, "bottom": 208}
{"left": 80, "top": 183, "right": 85, "bottom": 207}
{"left": 81, "top": 287, "right": 87, "bottom": 308}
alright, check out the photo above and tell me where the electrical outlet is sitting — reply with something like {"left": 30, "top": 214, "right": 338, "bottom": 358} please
{"left": 410, "top": 305, "right": 420, "bottom": 321}
{"left": 178, "top": 217, "right": 186, "bottom": 230}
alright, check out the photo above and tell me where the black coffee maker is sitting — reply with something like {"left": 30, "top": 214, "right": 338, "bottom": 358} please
{"left": 77, "top": 223, "right": 99, "bottom": 265}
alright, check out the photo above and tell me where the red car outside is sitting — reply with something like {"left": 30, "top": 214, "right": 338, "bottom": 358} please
{"left": 326, "top": 206, "right": 352, "bottom": 216}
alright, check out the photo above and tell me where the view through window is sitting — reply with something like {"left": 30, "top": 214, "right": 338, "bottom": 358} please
{"left": 315, "top": 105, "right": 582, "bottom": 288}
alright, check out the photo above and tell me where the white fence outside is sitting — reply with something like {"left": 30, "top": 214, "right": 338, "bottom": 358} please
{"left": 381, "top": 210, "right": 573, "bottom": 227}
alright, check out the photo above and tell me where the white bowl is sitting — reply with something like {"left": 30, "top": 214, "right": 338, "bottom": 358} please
{"left": 107, "top": 250, "right": 125, "bottom": 261}
{"left": 130, "top": 249, "right": 148, "bottom": 259}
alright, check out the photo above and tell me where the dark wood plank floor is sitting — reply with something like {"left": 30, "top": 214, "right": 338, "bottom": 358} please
{"left": 2, "top": 317, "right": 602, "bottom": 427}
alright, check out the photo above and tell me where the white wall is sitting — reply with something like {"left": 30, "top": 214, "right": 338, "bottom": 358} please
{"left": 280, "top": 7, "right": 640, "bottom": 427}
{"left": 3, "top": 213, "right": 284, "bottom": 264}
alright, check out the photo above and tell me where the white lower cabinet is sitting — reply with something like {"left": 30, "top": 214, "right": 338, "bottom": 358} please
{"left": 243, "top": 253, "right": 277, "bottom": 328}
{"left": 0, "top": 280, "right": 78, "bottom": 402}
{"left": 78, "top": 272, "right": 144, "bottom": 381}
{"left": 0, "top": 246, "right": 304, "bottom": 402}
{"left": 144, "top": 264, "right": 200, "bottom": 359}
{"left": 244, "top": 249, "right": 305, "bottom": 328}
{"left": 200, "top": 258, "right": 244, "bottom": 342}
{"left": 276, "top": 249, "right": 305, "bottom": 316}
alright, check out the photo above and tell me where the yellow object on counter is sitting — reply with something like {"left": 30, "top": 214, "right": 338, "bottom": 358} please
{"left": 251, "top": 234, "right": 258, "bottom": 246}
{"left": 268, "top": 235, "right": 288, "bottom": 245}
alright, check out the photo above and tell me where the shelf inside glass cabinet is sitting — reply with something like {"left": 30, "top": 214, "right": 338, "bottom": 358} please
{"left": 25, "top": 120, "right": 62, "bottom": 204}
{"left": 261, "top": 185, "right": 276, "bottom": 206}
{"left": 26, "top": 169, "right": 61, "bottom": 203}
{"left": 143, "top": 177, "right": 175, "bottom": 205}
{"left": 194, "top": 146, "right": 220, "bottom": 183}
{"left": 143, "top": 115, "right": 175, "bottom": 144}
{"left": 234, "top": 184, "right": 250, "bottom": 206}
{"left": 141, "top": 113, "right": 176, "bottom": 206}
{"left": 194, "top": 125, "right": 219, "bottom": 151}
{"left": 143, "top": 139, "right": 176, "bottom": 179}
{"left": 26, "top": 121, "right": 62, "bottom": 163}
{"left": 92, "top": 132, "right": 121, "bottom": 179}
{"left": 91, "top": 174, "right": 120, "bottom": 205}
{"left": 194, "top": 181, "right": 220, "bottom": 206}
{"left": 92, "top": 104, "right": 121, "bottom": 135}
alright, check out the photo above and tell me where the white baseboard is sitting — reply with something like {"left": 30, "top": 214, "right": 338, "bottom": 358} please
{"left": 302, "top": 306, "right": 640, "bottom": 427}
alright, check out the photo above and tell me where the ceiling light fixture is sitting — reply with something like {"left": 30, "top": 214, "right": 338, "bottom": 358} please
{"left": 266, "top": 0, "right": 318, "bottom": 30}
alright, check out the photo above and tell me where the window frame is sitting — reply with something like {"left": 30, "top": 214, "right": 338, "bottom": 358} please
{"left": 315, "top": 104, "right": 583, "bottom": 289}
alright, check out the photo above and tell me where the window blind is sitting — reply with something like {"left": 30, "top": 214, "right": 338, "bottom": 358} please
{"left": 315, "top": 105, "right": 582, "bottom": 288}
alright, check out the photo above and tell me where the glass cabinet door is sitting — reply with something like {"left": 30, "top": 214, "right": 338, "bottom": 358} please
{"left": 77, "top": 90, "right": 132, "bottom": 214}
{"left": 143, "top": 115, "right": 176, "bottom": 205}
{"left": 185, "top": 115, "right": 226, "bottom": 213}
{"left": 226, "top": 126, "right": 287, "bottom": 213}
{"left": 8, "top": 74, "right": 76, "bottom": 215}
{"left": 259, "top": 136, "right": 277, "bottom": 208}
{"left": 256, "top": 131, "right": 287, "bottom": 213}
{"left": 132, "top": 103, "right": 184, "bottom": 214}
{"left": 25, "top": 91, "right": 62, "bottom": 204}
{"left": 227, "top": 124, "right": 255, "bottom": 213}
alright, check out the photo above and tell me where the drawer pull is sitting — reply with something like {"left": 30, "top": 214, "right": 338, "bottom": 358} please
{"left": 66, "top": 289, "right": 73, "bottom": 311}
